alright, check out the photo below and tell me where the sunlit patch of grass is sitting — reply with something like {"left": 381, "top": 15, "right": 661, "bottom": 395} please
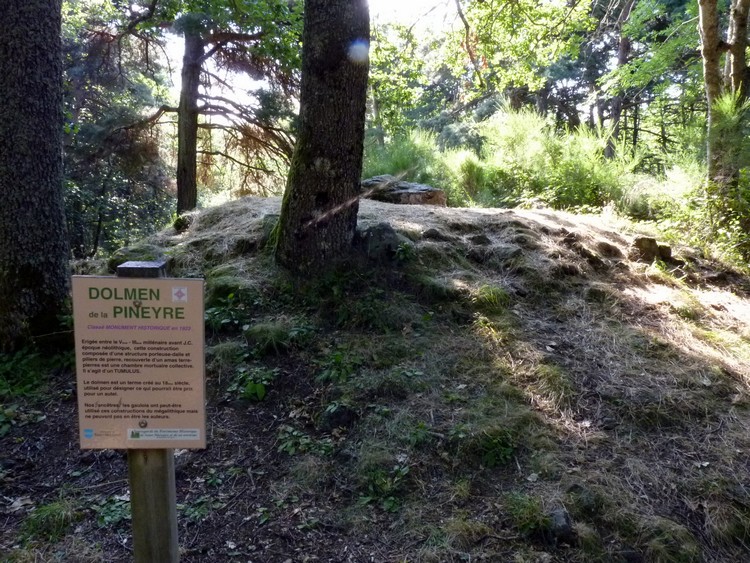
{"left": 529, "top": 363, "right": 575, "bottom": 410}
{"left": 692, "top": 326, "right": 750, "bottom": 362}
{"left": 470, "top": 284, "right": 511, "bottom": 314}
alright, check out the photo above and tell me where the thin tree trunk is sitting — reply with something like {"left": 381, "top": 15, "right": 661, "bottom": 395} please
{"left": 176, "top": 29, "right": 203, "bottom": 214}
{"left": 370, "top": 84, "right": 386, "bottom": 147}
{"left": 454, "top": 0, "right": 485, "bottom": 89}
{"left": 606, "top": 0, "right": 636, "bottom": 158}
{"left": 727, "top": 0, "right": 750, "bottom": 101}
{"left": 698, "top": 0, "right": 724, "bottom": 184}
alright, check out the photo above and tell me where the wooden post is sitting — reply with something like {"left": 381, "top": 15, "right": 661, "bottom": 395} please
{"left": 117, "top": 260, "right": 179, "bottom": 563}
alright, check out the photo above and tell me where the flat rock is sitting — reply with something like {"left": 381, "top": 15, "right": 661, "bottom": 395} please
{"left": 629, "top": 236, "right": 673, "bottom": 263}
{"left": 362, "top": 175, "right": 447, "bottom": 206}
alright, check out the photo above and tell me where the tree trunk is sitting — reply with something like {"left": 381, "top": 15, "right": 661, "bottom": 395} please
{"left": 370, "top": 84, "right": 386, "bottom": 147}
{"left": 275, "top": 0, "right": 370, "bottom": 274}
{"left": 176, "top": 29, "right": 203, "bottom": 215}
{"left": 698, "top": 0, "right": 724, "bottom": 184}
{"left": 0, "top": 0, "right": 70, "bottom": 351}
{"left": 726, "top": 0, "right": 750, "bottom": 101}
{"left": 606, "top": 0, "right": 636, "bottom": 158}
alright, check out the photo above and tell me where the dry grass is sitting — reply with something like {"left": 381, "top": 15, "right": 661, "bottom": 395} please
{"left": 7, "top": 196, "right": 750, "bottom": 562}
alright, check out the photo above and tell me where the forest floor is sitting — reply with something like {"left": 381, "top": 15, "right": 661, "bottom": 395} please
{"left": 2, "top": 197, "right": 750, "bottom": 562}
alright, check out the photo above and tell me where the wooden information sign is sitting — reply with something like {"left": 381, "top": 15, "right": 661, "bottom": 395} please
{"left": 72, "top": 275, "right": 206, "bottom": 449}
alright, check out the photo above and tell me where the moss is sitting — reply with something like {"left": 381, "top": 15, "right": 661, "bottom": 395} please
{"left": 244, "top": 320, "right": 293, "bottom": 356}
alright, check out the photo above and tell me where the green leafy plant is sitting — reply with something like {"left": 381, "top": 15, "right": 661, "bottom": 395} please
{"left": 359, "top": 463, "right": 411, "bottom": 512}
{"left": 0, "top": 348, "right": 47, "bottom": 399}
{"left": 276, "top": 425, "right": 333, "bottom": 456}
{"left": 228, "top": 366, "right": 279, "bottom": 401}
{"left": 242, "top": 316, "right": 314, "bottom": 357}
{"left": 256, "top": 506, "right": 271, "bottom": 525}
{"left": 408, "top": 421, "right": 431, "bottom": 447}
{"left": 316, "top": 348, "right": 362, "bottom": 383}
{"left": 92, "top": 495, "right": 130, "bottom": 527}
{"left": 205, "top": 293, "right": 253, "bottom": 332}
{"left": 450, "top": 425, "right": 517, "bottom": 468}
{"left": 395, "top": 242, "right": 416, "bottom": 262}
{"left": 181, "top": 496, "right": 227, "bottom": 523}
{"left": 205, "top": 468, "right": 224, "bottom": 487}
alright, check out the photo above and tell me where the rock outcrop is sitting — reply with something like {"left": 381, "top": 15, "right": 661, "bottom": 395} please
{"left": 361, "top": 175, "right": 447, "bottom": 206}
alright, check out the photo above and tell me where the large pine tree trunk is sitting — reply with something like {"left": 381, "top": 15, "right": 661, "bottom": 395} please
{"left": 176, "top": 30, "right": 203, "bottom": 214}
{"left": 275, "top": 0, "right": 369, "bottom": 274}
{"left": 0, "top": 0, "right": 70, "bottom": 351}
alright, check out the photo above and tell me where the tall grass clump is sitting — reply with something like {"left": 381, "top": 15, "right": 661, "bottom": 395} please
{"left": 478, "top": 106, "right": 638, "bottom": 208}
{"left": 363, "top": 130, "right": 453, "bottom": 188}
{"left": 363, "top": 104, "right": 657, "bottom": 213}
{"left": 618, "top": 157, "right": 702, "bottom": 221}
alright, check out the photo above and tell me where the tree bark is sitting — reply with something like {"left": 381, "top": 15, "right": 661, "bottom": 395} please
{"left": 275, "top": 0, "right": 370, "bottom": 274}
{"left": 726, "top": 0, "right": 750, "bottom": 101}
{"left": 698, "top": 0, "right": 724, "bottom": 183}
{"left": 606, "top": 0, "right": 636, "bottom": 158}
{"left": 176, "top": 29, "right": 203, "bottom": 215}
{"left": 0, "top": 0, "right": 70, "bottom": 351}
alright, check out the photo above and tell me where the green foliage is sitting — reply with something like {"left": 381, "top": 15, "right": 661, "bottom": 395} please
{"left": 92, "top": 495, "right": 130, "bottom": 528}
{"left": 358, "top": 463, "right": 411, "bottom": 512}
{"left": 531, "top": 363, "right": 575, "bottom": 410}
{"left": 369, "top": 24, "right": 425, "bottom": 139}
{"left": 618, "top": 163, "right": 700, "bottom": 221}
{"left": 316, "top": 348, "right": 362, "bottom": 384}
{"left": 365, "top": 106, "right": 640, "bottom": 211}
{"left": 228, "top": 365, "right": 279, "bottom": 401}
{"left": 407, "top": 421, "right": 432, "bottom": 447}
{"left": 449, "top": 424, "right": 517, "bottom": 469}
{"left": 0, "top": 348, "right": 48, "bottom": 400}
{"left": 0, "top": 404, "right": 19, "bottom": 437}
{"left": 181, "top": 495, "right": 227, "bottom": 523}
{"left": 21, "top": 498, "right": 80, "bottom": 543}
{"left": 205, "top": 293, "right": 254, "bottom": 333}
{"left": 505, "top": 492, "right": 550, "bottom": 537}
{"left": 276, "top": 425, "right": 333, "bottom": 456}
{"left": 702, "top": 93, "right": 750, "bottom": 260}
{"left": 471, "top": 285, "right": 511, "bottom": 314}
{"left": 62, "top": 1, "right": 174, "bottom": 258}
{"left": 479, "top": 107, "right": 636, "bottom": 208}
{"left": 363, "top": 130, "right": 453, "bottom": 189}
{"left": 243, "top": 318, "right": 313, "bottom": 356}
{"left": 601, "top": 0, "right": 700, "bottom": 101}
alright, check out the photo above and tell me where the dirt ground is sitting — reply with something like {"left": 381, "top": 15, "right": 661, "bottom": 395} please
{"left": 2, "top": 197, "right": 750, "bottom": 562}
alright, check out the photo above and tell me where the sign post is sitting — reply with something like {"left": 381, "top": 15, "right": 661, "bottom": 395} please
{"left": 72, "top": 260, "right": 206, "bottom": 562}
